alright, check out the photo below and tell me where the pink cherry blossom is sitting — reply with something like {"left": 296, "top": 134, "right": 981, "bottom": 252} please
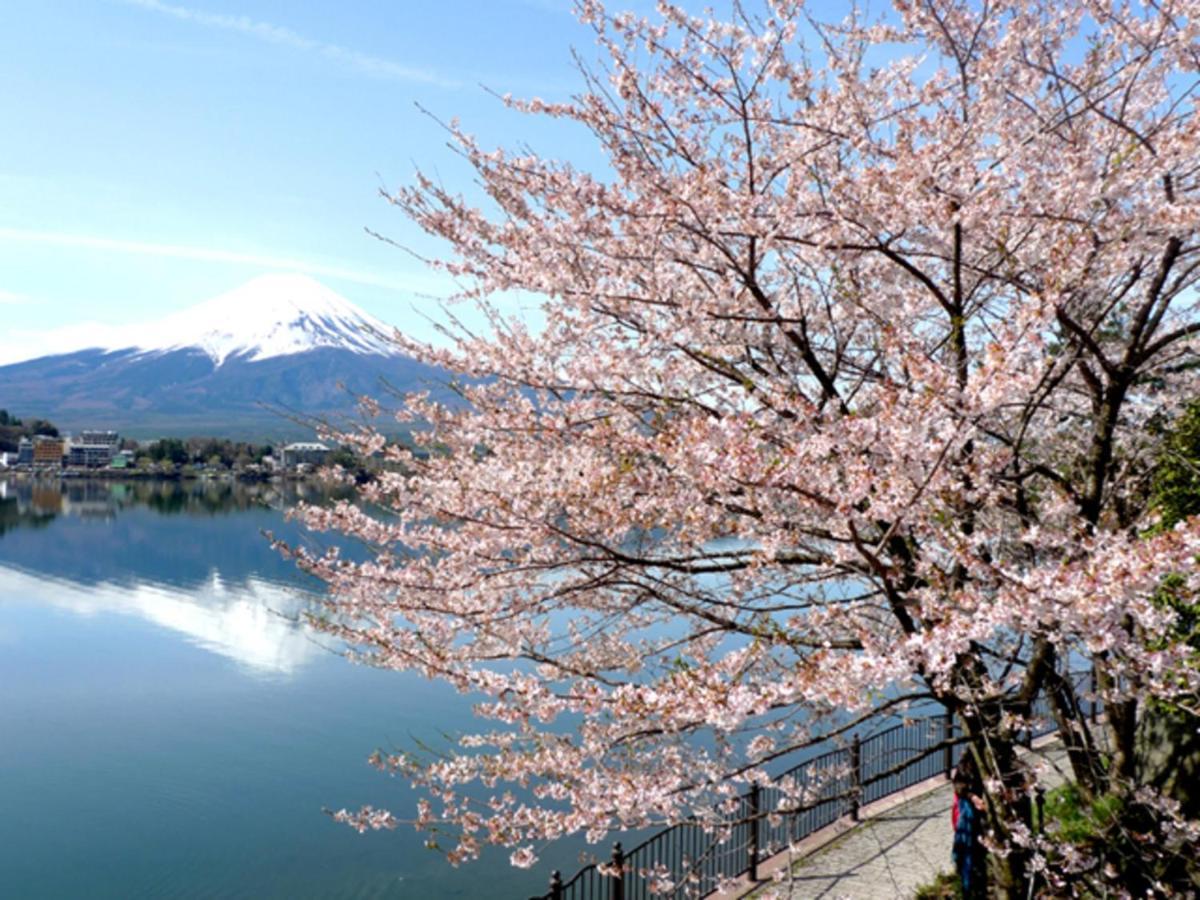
{"left": 290, "top": 1, "right": 1200, "bottom": 895}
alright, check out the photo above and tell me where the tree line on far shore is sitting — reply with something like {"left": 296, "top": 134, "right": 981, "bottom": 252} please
{"left": 0, "top": 409, "right": 60, "bottom": 452}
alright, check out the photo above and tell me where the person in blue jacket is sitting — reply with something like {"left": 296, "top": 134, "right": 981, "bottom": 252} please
{"left": 952, "top": 767, "right": 988, "bottom": 898}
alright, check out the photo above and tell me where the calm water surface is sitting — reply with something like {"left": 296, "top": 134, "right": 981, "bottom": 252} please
{"left": 0, "top": 477, "right": 577, "bottom": 899}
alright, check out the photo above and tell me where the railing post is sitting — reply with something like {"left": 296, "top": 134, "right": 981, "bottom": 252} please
{"left": 748, "top": 783, "right": 761, "bottom": 883}
{"left": 943, "top": 711, "right": 954, "bottom": 779}
{"left": 849, "top": 735, "right": 862, "bottom": 822}
{"left": 550, "top": 869, "right": 564, "bottom": 900}
{"left": 610, "top": 842, "right": 624, "bottom": 900}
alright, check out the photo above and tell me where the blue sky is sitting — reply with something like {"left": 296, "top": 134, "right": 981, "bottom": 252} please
{"left": 0, "top": 0, "right": 622, "bottom": 362}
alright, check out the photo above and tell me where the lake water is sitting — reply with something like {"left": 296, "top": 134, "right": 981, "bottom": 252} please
{"left": 0, "top": 477, "right": 578, "bottom": 899}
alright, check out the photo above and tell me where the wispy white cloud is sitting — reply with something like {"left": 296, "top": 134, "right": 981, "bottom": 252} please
{"left": 0, "top": 227, "right": 412, "bottom": 291}
{"left": 0, "top": 321, "right": 145, "bottom": 365}
{"left": 120, "top": 0, "right": 456, "bottom": 87}
{"left": 0, "top": 289, "right": 29, "bottom": 305}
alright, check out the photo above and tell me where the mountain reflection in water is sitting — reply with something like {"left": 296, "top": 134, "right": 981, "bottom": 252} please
{"left": 0, "top": 566, "right": 323, "bottom": 674}
{"left": 0, "top": 478, "right": 340, "bottom": 675}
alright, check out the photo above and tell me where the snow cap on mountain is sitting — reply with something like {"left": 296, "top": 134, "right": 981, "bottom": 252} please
{"left": 116, "top": 273, "right": 401, "bottom": 366}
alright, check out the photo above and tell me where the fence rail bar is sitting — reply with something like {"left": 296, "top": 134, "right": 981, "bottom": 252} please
{"left": 849, "top": 735, "right": 861, "bottom": 822}
{"left": 747, "top": 784, "right": 760, "bottom": 883}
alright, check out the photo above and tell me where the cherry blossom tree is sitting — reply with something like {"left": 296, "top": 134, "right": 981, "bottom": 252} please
{"left": 294, "top": 1, "right": 1200, "bottom": 895}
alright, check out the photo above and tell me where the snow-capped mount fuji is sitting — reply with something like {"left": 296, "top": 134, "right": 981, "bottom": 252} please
{"left": 98, "top": 273, "right": 405, "bottom": 366}
{"left": 0, "top": 274, "right": 449, "bottom": 439}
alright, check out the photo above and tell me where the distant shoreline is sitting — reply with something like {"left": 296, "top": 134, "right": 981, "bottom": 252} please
{"left": 1, "top": 468, "right": 316, "bottom": 484}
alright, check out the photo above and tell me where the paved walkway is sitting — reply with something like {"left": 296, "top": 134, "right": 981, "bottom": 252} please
{"left": 749, "top": 777, "right": 958, "bottom": 899}
{"left": 719, "top": 739, "right": 1069, "bottom": 900}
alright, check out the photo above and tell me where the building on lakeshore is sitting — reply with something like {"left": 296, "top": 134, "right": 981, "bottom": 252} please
{"left": 66, "top": 430, "right": 121, "bottom": 468}
{"left": 17, "top": 437, "right": 34, "bottom": 466}
{"left": 281, "top": 442, "right": 330, "bottom": 468}
{"left": 32, "top": 436, "right": 65, "bottom": 468}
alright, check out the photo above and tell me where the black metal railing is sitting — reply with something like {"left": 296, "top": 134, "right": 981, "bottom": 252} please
{"left": 532, "top": 676, "right": 1098, "bottom": 900}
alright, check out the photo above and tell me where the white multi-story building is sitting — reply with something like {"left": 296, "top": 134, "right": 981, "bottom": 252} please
{"left": 65, "top": 430, "right": 121, "bottom": 468}
{"left": 281, "top": 442, "right": 330, "bottom": 468}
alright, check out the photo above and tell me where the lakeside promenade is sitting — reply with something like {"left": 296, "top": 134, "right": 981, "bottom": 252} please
{"left": 743, "top": 774, "right": 960, "bottom": 898}
{"left": 720, "top": 738, "right": 1068, "bottom": 899}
